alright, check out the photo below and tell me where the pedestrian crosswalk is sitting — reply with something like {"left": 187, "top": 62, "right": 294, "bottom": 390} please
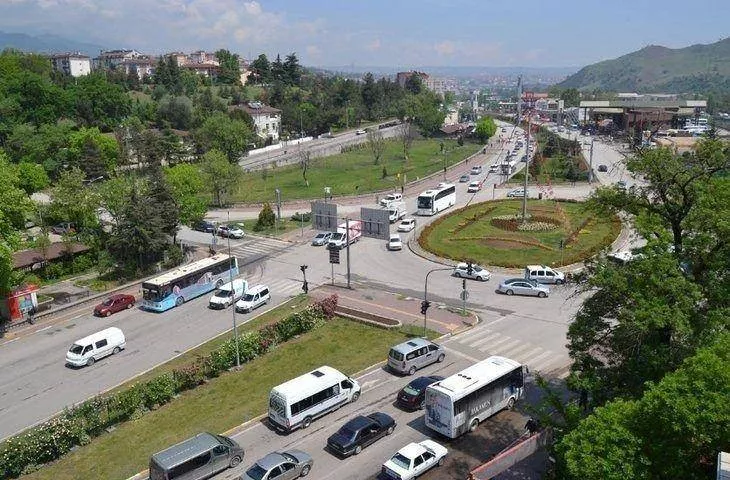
{"left": 446, "top": 325, "right": 571, "bottom": 379}
{"left": 227, "top": 236, "right": 293, "bottom": 264}
{"left": 264, "top": 277, "right": 305, "bottom": 299}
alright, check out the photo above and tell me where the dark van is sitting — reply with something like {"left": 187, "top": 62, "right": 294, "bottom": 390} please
{"left": 149, "top": 432, "right": 244, "bottom": 480}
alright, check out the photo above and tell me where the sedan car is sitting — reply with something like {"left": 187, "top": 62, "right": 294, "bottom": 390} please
{"left": 193, "top": 220, "right": 216, "bottom": 233}
{"left": 326, "top": 412, "right": 396, "bottom": 457}
{"left": 470, "top": 165, "right": 483, "bottom": 175}
{"left": 218, "top": 224, "right": 244, "bottom": 239}
{"left": 93, "top": 294, "right": 135, "bottom": 317}
{"left": 355, "top": 129, "right": 366, "bottom": 135}
{"left": 397, "top": 218, "right": 416, "bottom": 232}
{"left": 467, "top": 181, "right": 481, "bottom": 193}
{"left": 507, "top": 188, "right": 529, "bottom": 198}
{"left": 387, "top": 234, "right": 403, "bottom": 251}
{"left": 459, "top": 174, "right": 471, "bottom": 183}
{"left": 453, "top": 262, "right": 491, "bottom": 281}
{"left": 241, "top": 450, "right": 313, "bottom": 480}
{"left": 311, "top": 232, "right": 333, "bottom": 246}
{"left": 382, "top": 440, "right": 447, "bottom": 480}
{"left": 396, "top": 375, "right": 444, "bottom": 410}
{"left": 598, "top": 164, "right": 608, "bottom": 172}
{"left": 497, "top": 278, "right": 550, "bottom": 298}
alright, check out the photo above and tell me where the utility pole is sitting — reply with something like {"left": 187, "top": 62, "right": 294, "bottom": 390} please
{"left": 589, "top": 138, "right": 595, "bottom": 184}
{"left": 523, "top": 115, "right": 530, "bottom": 223}
{"left": 345, "top": 218, "right": 352, "bottom": 289}
{"left": 516, "top": 75, "right": 523, "bottom": 131}
{"left": 227, "top": 211, "right": 240, "bottom": 369}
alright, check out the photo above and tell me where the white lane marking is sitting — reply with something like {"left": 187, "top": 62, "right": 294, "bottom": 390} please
{"left": 488, "top": 338, "right": 524, "bottom": 355}
{"left": 515, "top": 347, "right": 543, "bottom": 363}
{"left": 34, "top": 325, "right": 52, "bottom": 333}
{"left": 523, "top": 351, "right": 554, "bottom": 370}
{"left": 456, "top": 326, "right": 492, "bottom": 341}
{"left": 467, "top": 332, "right": 501, "bottom": 348}
{"left": 478, "top": 335, "right": 514, "bottom": 350}
{"left": 504, "top": 342, "right": 536, "bottom": 358}
{"left": 482, "top": 315, "right": 512, "bottom": 327}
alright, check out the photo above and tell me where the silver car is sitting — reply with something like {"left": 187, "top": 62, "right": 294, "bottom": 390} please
{"left": 241, "top": 450, "right": 313, "bottom": 480}
{"left": 497, "top": 278, "right": 550, "bottom": 298}
{"left": 388, "top": 338, "right": 445, "bottom": 376}
{"left": 311, "top": 232, "right": 333, "bottom": 246}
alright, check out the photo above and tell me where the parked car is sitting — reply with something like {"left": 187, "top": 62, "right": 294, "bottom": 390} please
{"left": 467, "top": 181, "right": 481, "bottom": 193}
{"left": 598, "top": 164, "right": 608, "bottom": 172}
{"left": 453, "top": 262, "right": 491, "bottom": 281}
{"left": 497, "top": 278, "right": 550, "bottom": 298}
{"left": 459, "top": 174, "right": 471, "bottom": 183}
{"left": 388, "top": 338, "right": 445, "bottom": 375}
{"left": 326, "top": 412, "right": 396, "bottom": 457}
{"left": 51, "top": 222, "right": 76, "bottom": 235}
{"left": 470, "top": 165, "right": 483, "bottom": 175}
{"left": 381, "top": 440, "right": 448, "bottom": 480}
{"left": 311, "top": 232, "right": 333, "bottom": 246}
{"left": 387, "top": 234, "right": 403, "bottom": 251}
{"left": 507, "top": 188, "right": 529, "bottom": 198}
{"left": 397, "top": 218, "right": 416, "bottom": 232}
{"left": 194, "top": 220, "right": 216, "bottom": 233}
{"left": 396, "top": 375, "right": 444, "bottom": 410}
{"left": 93, "top": 294, "right": 135, "bottom": 317}
{"left": 241, "top": 450, "right": 313, "bottom": 480}
{"left": 218, "top": 224, "right": 244, "bottom": 239}
{"left": 355, "top": 129, "right": 366, "bottom": 135}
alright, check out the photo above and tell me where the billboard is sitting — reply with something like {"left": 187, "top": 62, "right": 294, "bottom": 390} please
{"left": 360, "top": 207, "right": 391, "bottom": 240}
{"left": 311, "top": 201, "right": 338, "bottom": 231}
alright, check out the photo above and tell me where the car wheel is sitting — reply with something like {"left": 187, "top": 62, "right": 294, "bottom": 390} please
{"left": 229, "top": 455, "right": 242, "bottom": 468}
{"left": 354, "top": 445, "right": 362, "bottom": 455}
{"left": 351, "top": 391, "right": 360, "bottom": 403}
{"left": 438, "top": 456, "right": 446, "bottom": 467}
{"left": 302, "top": 416, "right": 312, "bottom": 429}
{"left": 506, "top": 289, "right": 514, "bottom": 296}
{"left": 556, "top": 279, "right": 564, "bottom": 285}
{"left": 454, "top": 271, "right": 462, "bottom": 278}
{"left": 386, "top": 425, "right": 394, "bottom": 435}
{"left": 300, "top": 465, "right": 311, "bottom": 477}
{"left": 469, "top": 418, "right": 479, "bottom": 432}
{"left": 538, "top": 291, "right": 547, "bottom": 298}
{"left": 126, "top": 302, "right": 133, "bottom": 309}
{"left": 87, "top": 357, "right": 95, "bottom": 366}
{"left": 507, "top": 397, "right": 516, "bottom": 410}
{"left": 112, "top": 347, "right": 120, "bottom": 355}
{"left": 105, "top": 310, "right": 111, "bottom": 317}
{"left": 176, "top": 296, "right": 185, "bottom": 307}
{"left": 408, "top": 366, "right": 417, "bottom": 376}
{"left": 437, "top": 353, "right": 445, "bottom": 363}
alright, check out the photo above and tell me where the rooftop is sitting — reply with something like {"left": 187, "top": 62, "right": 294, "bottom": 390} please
{"left": 12, "top": 242, "right": 91, "bottom": 270}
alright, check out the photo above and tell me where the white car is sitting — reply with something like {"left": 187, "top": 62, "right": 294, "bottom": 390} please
{"left": 381, "top": 440, "right": 447, "bottom": 480}
{"left": 397, "top": 218, "right": 416, "bottom": 232}
{"left": 387, "top": 234, "right": 403, "bottom": 251}
{"left": 380, "top": 193, "right": 403, "bottom": 207}
{"left": 453, "top": 262, "right": 491, "bottom": 281}
{"left": 355, "top": 129, "right": 366, "bottom": 135}
{"left": 507, "top": 188, "right": 529, "bottom": 198}
{"left": 467, "top": 181, "right": 481, "bottom": 193}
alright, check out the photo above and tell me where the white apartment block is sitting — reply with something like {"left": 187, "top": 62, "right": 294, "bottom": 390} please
{"left": 50, "top": 52, "right": 91, "bottom": 77}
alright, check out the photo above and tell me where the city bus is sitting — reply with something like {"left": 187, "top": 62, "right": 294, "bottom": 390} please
{"left": 417, "top": 183, "right": 456, "bottom": 216}
{"left": 141, "top": 254, "right": 239, "bottom": 312}
{"left": 424, "top": 356, "right": 525, "bottom": 438}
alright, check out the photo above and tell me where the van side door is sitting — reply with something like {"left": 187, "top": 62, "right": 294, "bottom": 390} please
{"left": 209, "top": 444, "right": 229, "bottom": 474}
{"left": 94, "top": 338, "right": 110, "bottom": 359}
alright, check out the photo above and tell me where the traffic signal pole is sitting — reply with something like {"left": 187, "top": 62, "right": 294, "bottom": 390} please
{"left": 423, "top": 267, "right": 456, "bottom": 337}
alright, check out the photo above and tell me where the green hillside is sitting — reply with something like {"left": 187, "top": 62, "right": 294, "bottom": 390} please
{"left": 558, "top": 37, "right": 730, "bottom": 93}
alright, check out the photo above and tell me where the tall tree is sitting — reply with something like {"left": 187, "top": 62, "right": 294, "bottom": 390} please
{"left": 214, "top": 49, "right": 241, "bottom": 85}
{"left": 164, "top": 164, "right": 208, "bottom": 225}
{"left": 475, "top": 116, "right": 497, "bottom": 143}
{"left": 271, "top": 54, "right": 284, "bottom": 83}
{"left": 70, "top": 73, "right": 131, "bottom": 131}
{"left": 156, "top": 95, "right": 194, "bottom": 130}
{"left": 283, "top": 53, "right": 301, "bottom": 86}
{"left": 67, "top": 127, "right": 120, "bottom": 178}
{"left": 47, "top": 167, "right": 100, "bottom": 230}
{"left": 199, "top": 149, "right": 243, "bottom": 207}
{"left": 194, "top": 112, "right": 254, "bottom": 162}
{"left": 16, "top": 162, "right": 50, "bottom": 194}
{"left": 366, "top": 129, "right": 386, "bottom": 165}
{"left": 361, "top": 72, "right": 378, "bottom": 120}
{"left": 249, "top": 54, "right": 271, "bottom": 84}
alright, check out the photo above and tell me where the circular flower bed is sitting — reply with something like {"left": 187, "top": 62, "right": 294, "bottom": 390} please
{"left": 490, "top": 214, "right": 560, "bottom": 232}
{"left": 517, "top": 221, "right": 559, "bottom": 232}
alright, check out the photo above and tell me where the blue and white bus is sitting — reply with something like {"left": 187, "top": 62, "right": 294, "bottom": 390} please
{"left": 417, "top": 183, "right": 456, "bottom": 216}
{"left": 141, "top": 254, "right": 239, "bottom": 312}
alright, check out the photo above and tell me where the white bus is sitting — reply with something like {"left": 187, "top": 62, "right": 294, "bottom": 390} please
{"left": 417, "top": 183, "right": 456, "bottom": 216}
{"left": 424, "top": 356, "right": 525, "bottom": 438}
{"left": 268, "top": 366, "right": 361, "bottom": 433}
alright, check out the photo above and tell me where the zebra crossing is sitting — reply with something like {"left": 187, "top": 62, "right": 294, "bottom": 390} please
{"left": 445, "top": 323, "right": 571, "bottom": 379}
{"left": 227, "top": 236, "right": 293, "bottom": 265}
{"left": 264, "top": 277, "right": 305, "bottom": 299}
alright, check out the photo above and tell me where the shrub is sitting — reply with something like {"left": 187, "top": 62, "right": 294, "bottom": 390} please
{"left": 71, "top": 253, "right": 94, "bottom": 274}
{"left": 255, "top": 203, "right": 276, "bottom": 230}
{"left": 141, "top": 373, "right": 177, "bottom": 409}
{"left": 290, "top": 211, "right": 311, "bottom": 222}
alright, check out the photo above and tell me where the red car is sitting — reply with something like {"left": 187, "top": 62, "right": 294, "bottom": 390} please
{"left": 94, "top": 294, "right": 136, "bottom": 317}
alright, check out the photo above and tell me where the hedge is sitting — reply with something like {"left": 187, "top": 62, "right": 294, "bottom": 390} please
{"left": 0, "top": 295, "right": 338, "bottom": 478}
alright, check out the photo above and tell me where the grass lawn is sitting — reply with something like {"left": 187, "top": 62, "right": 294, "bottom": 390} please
{"left": 26, "top": 313, "right": 436, "bottom": 480}
{"left": 231, "top": 138, "right": 481, "bottom": 203}
{"left": 420, "top": 199, "right": 621, "bottom": 268}
{"left": 509, "top": 154, "right": 589, "bottom": 185}
{"left": 250, "top": 218, "right": 312, "bottom": 237}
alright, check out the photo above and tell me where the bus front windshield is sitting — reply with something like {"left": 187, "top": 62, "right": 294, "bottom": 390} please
{"left": 417, "top": 196, "right": 433, "bottom": 210}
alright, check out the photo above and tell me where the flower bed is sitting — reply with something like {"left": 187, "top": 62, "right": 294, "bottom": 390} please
{"left": 0, "top": 295, "right": 338, "bottom": 479}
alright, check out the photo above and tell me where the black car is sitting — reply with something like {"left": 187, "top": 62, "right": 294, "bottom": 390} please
{"left": 396, "top": 375, "right": 444, "bottom": 410}
{"left": 194, "top": 220, "right": 215, "bottom": 233}
{"left": 598, "top": 164, "right": 608, "bottom": 172}
{"left": 327, "top": 412, "right": 395, "bottom": 457}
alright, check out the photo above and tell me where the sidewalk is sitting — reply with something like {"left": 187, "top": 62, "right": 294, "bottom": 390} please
{"left": 310, "top": 283, "right": 478, "bottom": 336}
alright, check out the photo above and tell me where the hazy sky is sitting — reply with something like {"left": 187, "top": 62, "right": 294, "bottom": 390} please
{"left": 1, "top": 0, "right": 728, "bottom": 67}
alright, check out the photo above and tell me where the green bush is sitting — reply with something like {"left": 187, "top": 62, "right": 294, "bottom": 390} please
{"left": 290, "top": 211, "right": 311, "bottom": 222}
{"left": 142, "top": 373, "right": 177, "bottom": 409}
{"left": 255, "top": 203, "right": 276, "bottom": 230}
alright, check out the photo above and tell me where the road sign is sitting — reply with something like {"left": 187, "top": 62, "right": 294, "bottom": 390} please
{"left": 311, "top": 201, "right": 338, "bottom": 231}
{"left": 329, "top": 248, "right": 340, "bottom": 264}
{"left": 460, "top": 290, "right": 469, "bottom": 301}
{"left": 360, "top": 207, "right": 391, "bottom": 240}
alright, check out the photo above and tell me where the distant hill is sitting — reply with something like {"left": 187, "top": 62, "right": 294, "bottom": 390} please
{"left": 318, "top": 65, "right": 577, "bottom": 79}
{"left": 0, "top": 31, "right": 105, "bottom": 56}
{"left": 558, "top": 37, "right": 730, "bottom": 93}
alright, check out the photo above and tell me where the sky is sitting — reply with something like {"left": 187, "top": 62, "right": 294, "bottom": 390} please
{"left": 1, "top": 0, "right": 729, "bottom": 68}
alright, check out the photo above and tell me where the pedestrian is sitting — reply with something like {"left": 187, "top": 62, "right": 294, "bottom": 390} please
{"left": 27, "top": 306, "right": 36, "bottom": 325}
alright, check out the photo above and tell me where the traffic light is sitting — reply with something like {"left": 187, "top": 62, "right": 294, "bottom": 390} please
{"left": 420, "top": 300, "right": 431, "bottom": 315}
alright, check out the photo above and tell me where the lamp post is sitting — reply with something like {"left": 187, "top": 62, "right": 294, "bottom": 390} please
{"left": 423, "top": 267, "right": 455, "bottom": 337}
{"left": 227, "top": 211, "right": 240, "bottom": 369}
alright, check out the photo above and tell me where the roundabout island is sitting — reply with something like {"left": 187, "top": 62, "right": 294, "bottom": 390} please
{"left": 418, "top": 199, "right": 621, "bottom": 268}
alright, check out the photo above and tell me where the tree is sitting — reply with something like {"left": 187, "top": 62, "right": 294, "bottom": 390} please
{"left": 147, "top": 166, "right": 180, "bottom": 239}
{"left": 165, "top": 164, "right": 208, "bottom": 225}
{"left": 404, "top": 75, "right": 423, "bottom": 95}
{"left": 249, "top": 54, "right": 271, "bottom": 84}
{"left": 16, "top": 162, "right": 50, "bottom": 194}
{"left": 361, "top": 73, "right": 378, "bottom": 120}
{"left": 560, "top": 88, "right": 581, "bottom": 107}
{"left": 366, "top": 129, "right": 386, "bottom": 165}
{"left": 283, "top": 53, "right": 301, "bottom": 86}
{"left": 396, "top": 122, "right": 414, "bottom": 161}
{"left": 156, "top": 95, "right": 194, "bottom": 130}
{"left": 475, "top": 116, "right": 497, "bottom": 143}
{"left": 194, "top": 112, "right": 253, "bottom": 162}
{"left": 214, "top": 49, "right": 241, "bottom": 85}
{"left": 199, "top": 149, "right": 242, "bottom": 207}
{"left": 271, "top": 54, "right": 284, "bottom": 83}
{"left": 255, "top": 203, "right": 276, "bottom": 230}
{"left": 96, "top": 174, "right": 137, "bottom": 226}
{"left": 70, "top": 73, "right": 131, "bottom": 130}
{"left": 0, "top": 152, "right": 33, "bottom": 245}
{"left": 298, "top": 149, "right": 311, "bottom": 186}
{"left": 67, "top": 127, "right": 120, "bottom": 178}
{"left": 47, "top": 167, "right": 100, "bottom": 230}
{"left": 411, "top": 90, "right": 446, "bottom": 136}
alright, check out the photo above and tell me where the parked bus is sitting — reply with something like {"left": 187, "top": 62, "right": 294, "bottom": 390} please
{"left": 417, "top": 183, "right": 456, "bottom": 216}
{"left": 142, "top": 254, "right": 239, "bottom": 312}
{"left": 424, "top": 356, "right": 525, "bottom": 438}
{"left": 268, "top": 365, "right": 361, "bottom": 433}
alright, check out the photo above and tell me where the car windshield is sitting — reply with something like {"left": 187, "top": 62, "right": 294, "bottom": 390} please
{"left": 214, "top": 290, "right": 232, "bottom": 298}
{"left": 403, "top": 384, "right": 421, "bottom": 396}
{"left": 315, "top": 233, "right": 325, "bottom": 239}
{"left": 242, "top": 293, "right": 255, "bottom": 301}
{"left": 390, "top": 453, "right": 412, "bottom": 469}
{"left": 417, "top": 196, "right": 433, "bottom": 209}
{"left": 69, "top": 344, "right": 83, "bottom": 355}
{"left": 244, "top": 464, "right": 268, "bottom": 480}
{"left": 102, "top": 299, "right": 114, "bottom": 306}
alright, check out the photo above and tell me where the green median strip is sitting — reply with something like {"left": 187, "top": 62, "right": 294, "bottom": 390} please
{"left": 23, "top": 301, "right": 436, "bottom": 480}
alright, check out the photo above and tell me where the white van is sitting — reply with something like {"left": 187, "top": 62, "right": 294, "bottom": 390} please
{"left": 209, "top": 278, "right": 247, "bottom": 309}
{"left": 268, "top": 365, "right": 361, "bottom": 432}
{"left": 235, "top": 284, "right": 270, "bottom": 313}
{"left": 66, "top": 327, "right": 125, "bottom": 367}
{"left": 525, "top": 265, "right": 565, "bottom": 284}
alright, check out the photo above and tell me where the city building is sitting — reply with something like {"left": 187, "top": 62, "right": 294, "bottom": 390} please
{"left": 396, "top": 71, "right": 447, "bottom": 95}
{"left": 49, "top": 52, "right": 91, "bottom": 77}
{"left": 182, "top": 63, "right": 220, "bottom": 79}
{"left": 579, "top": 96, "right": 707, "bottom": 133}
{"left": 118, "top": 56, "right": 156, "bottom": 80}
{"left": 231, "top": 102, "right": 281, "bottom": 142}
{"left": 93, "top": 49, "right": 144, "bottom": 70}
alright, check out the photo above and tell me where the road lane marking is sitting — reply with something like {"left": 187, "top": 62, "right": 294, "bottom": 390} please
{"left": 467, "top": 332, "right": 501, "bottom": 348}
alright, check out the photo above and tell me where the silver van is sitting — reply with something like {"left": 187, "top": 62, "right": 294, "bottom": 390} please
{"left": 387, "top": 338, "right": 445, "bottom": 375}
{"left": 149, "top": 432, "right": 244, "bottom": 480}
{"left": 235, "top": 284, "right": 271, "bottom": 313}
